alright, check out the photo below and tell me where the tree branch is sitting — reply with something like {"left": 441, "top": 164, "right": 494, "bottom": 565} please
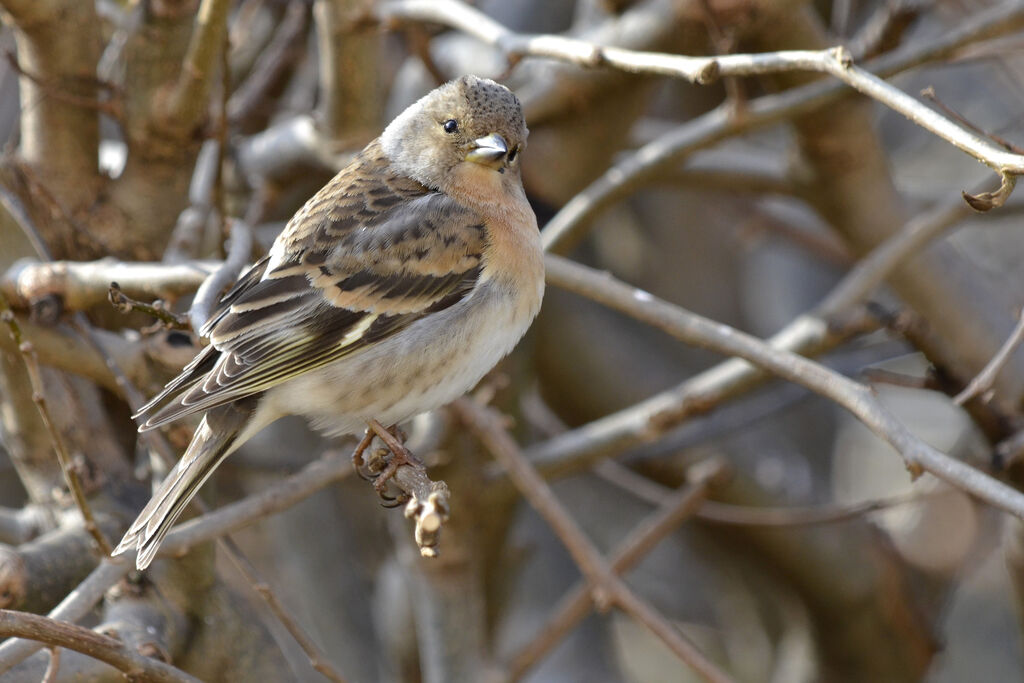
{"left": 537, "top": 0, "right": 1024, "bottom": 253}
{"left": 0, "top": 609, "right": 202, "bottom": 683}
{"left": 453, "top": 398, "right": 734, "bottom": 683}
{"left": 543, "top": 254, "right": 1024, "bottom": 518}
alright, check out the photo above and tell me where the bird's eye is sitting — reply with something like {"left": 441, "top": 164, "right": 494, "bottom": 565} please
{"left": 443, "top": 119, "right": 459, "bottom": 134}
{"left": 507, "top": 145, "right": 520, "bottom": 163}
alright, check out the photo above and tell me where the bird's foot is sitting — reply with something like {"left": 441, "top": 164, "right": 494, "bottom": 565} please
{"left": 350, "top": 429, "right": 377, "bottom": 482}
{"left": 366, "top": 419, "right": 423, "bottom": 502}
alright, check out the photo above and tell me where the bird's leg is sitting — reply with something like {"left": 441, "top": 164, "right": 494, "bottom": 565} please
{"left": 350, "top": 428, "right": 377, "bottom": 481}
{"left": 366, "top": 419, "right": 423, "bottom": 497}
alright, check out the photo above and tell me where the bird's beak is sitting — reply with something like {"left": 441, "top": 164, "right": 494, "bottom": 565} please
{"left": 465, "top": 133, "right": 508, "bottom": 169}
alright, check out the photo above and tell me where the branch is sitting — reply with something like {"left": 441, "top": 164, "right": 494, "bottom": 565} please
{"left": 543, "top": 254, "right": 1024, "bottom": 519}
{"left": 537, "top": 0, "right": 1024, "bottom": 252}
{"left": 453, "top": 399, "right": 734, "bottom": 683}
{"left": 162, "top": 0, "right": 231, "bottom": 129}
{"left": 217, "top": 537, "right": 350, "bottom": 683}
{"left": 382, "top": 1, "right": 1024, "bottom": 184}
{"left": 0, "top": 505, "right": 52, "bottom": 546}
{"left": 503, "top": 459, "right": 725, "bottom": 680}
{"left": 189, "top": 220, "right": 252, "bottom": 331}
{"left": 1, "top": 258, "right": 217, "bottom": 314}
{"left": 0, "top": 561, "right": 130, "bottom": 673}
{"left": 955, "top": 304, "right": 1024, "bottom": 405}
{"left": 0, "top": 294, "right": 111, "bottom": 555}
{"left": 519, "top": 185, "right": 980, "bottom": 480}
{"left": 595, "top": 460, "right": 941, "bottom": 527}
{"left": 0, "top": 609, "right": 202, "bottom": 683}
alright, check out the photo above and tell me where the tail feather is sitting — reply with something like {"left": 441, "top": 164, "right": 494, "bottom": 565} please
{"left": 114, "top": 399, "right": 257, "bottom": 570}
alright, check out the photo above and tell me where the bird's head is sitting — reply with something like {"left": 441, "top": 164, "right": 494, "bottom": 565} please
{"left": 380, "top": 75, "right": 528, "bottom": 196}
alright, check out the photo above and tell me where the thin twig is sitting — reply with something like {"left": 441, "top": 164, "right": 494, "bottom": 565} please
{"left": 503, "top": 460, "right": 725, "bottom": 681}
{"left": 218, "top": 537, "right": 350, "bottom": 683}
{"left": 542, "top": 254, "right": 1024, "bottom": 519}
{"left": 158, "top": 448, "right": 355, "bottom": 558}
{"left": 453, "top": 399, "right": 734, "bottom": 683}
{"left": 162, "top": 0, "right": 231, "bottom": 128}
{"left": 0, "top": 609, "right": 202, "bottom": 683}
{"left": 190, "top": 219, "right": 254, "bottom": 331}
{"left": 0, "top": 294, "right": 112, "bottom": 556}
{"left": 595, "top": 460, "right": 941, "bottom": 527}
{"left": 2, "top": 258, "right": 218, "bottom": 314}
{"left": 0, "top": 561, "right": 129, "bottom": 673}
{"left": 41, "top": 646, "right": 59, "bottom": 683}
{"left": 382, "top": 0, "right": 1024, "bottom": 195}
{"left": 108, "top": 282, "right": 190, "bottom": 330}
{"left": 534, "top": 1, "right": 1024, "bottom": 253}
{"left": 955, "top": 305, "right": 1024, "bottom": 405}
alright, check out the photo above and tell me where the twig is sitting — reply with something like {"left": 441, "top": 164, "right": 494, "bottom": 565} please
{"left": 503, "top": 460, "right": 726, "bottom": 681}
{"left": 519, "top": 188, "right": 973, "bottom": 481}
{"left": 190, "top": 219, "right": 253, "bottom": 331}
{"left": 365, "top": 420, "right": 450, "bottom": 558}
{"left": 227, "top": 0, "right": 310, "bottom": 126}
{"left": 162, "top": 0, "right": 232, "bottom": 129}
{"left": 955, "top": 305, "right": 1024, "bottom": 405}
{"left": 383, "top": 0, "right": 1024, "bottom": 184}
{"left": 157, "top": 448, "right": 355, "bottom": 558}
{"left": 453, "top": 399, "right": 734, "bottom": 683}
{"left": 1, "top": 258, "right": 218, "bottom": 314}
{"left": 594, "top": 460, "right": 940, "bottom": 527}
{"left": 218, "top": 537, "right": 350, "bottom": 683}
{"left": 542, "top": 254, "right": 1024, "bottom": 519}
{"left": 41, "top": 646, "right": 59, "bottom": 683}
{"left": 0, "top": 294, "right": 112, "bottom": 556}
{"left": 0, "top": 560, "right": 131, "bottom": 674}
{"left": 0, "top": 609, "right": 202, "bottom": 683}
{"left": 536, "top": 1, "right": 1024, "bottom": 252}
{"left": 108, "top": 282, "right": 190, "bottom": 330}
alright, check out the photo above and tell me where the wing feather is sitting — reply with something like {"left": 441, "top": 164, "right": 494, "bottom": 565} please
{"left": 137, "top": 140, "right": 487, "bottom": 431}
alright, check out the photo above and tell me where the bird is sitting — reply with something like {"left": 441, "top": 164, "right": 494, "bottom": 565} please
{"left": 112, "top": 75, "right": 544, "bottom": 570}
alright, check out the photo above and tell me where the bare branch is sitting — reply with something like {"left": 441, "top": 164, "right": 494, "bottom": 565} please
{"left": 0, "top": 561, "right": 130, "bottom": 673}
{"left": 189, "top": 219, "right": 253, "bottom": 331}
{"left": 595, "top": 460, "right": 942, "bottom": 527}
{"left": 0, "top": 294, "right": 111, "bottom": 555}
{"left": 1, "top": 258, "right": 217, "bottom": 314}
{"left": 384, "top": 1, "right": 1024, "bottom": 188}
{"left": 219, "top": 539, "right": 350, "bottom": 683}
{"left": 503, "top": 459, "right": 725, "bottom": 680}
{"left": 543, "top": 254, "right": 1024, "bottom": 519}
{"left": 955, "top": 305, "right": 1024, "bottom": 405}
{"left": 0, "top": 609, "right": 202, "bottom": 683}
{"left": 538, "top": 1, "right": 1024, "bottom": 253}
{"left": 162, "top": 0, "right": 231, "bottom": 129}
{"left": 157, "top": 448, "right": 356, "bottom": 559}
{"left": 453, "top": 398, "right": 734, "bottom": 683}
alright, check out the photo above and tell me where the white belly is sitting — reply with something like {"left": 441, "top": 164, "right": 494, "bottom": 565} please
{"left": 259, "top": 279, "right": 538, "bottom": 436}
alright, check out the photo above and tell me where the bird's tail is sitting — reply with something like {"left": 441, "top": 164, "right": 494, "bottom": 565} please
{"left": 113, "top": 400, "right": 254, "bottom": 570}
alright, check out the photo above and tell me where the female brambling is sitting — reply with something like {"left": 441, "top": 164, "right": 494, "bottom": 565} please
{"left": 113, "top": 76, "right": 544, "bottom": 569}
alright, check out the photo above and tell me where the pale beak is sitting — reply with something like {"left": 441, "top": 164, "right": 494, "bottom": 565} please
{"left": 465, "top": 133, "right": 508, "bottom": 169}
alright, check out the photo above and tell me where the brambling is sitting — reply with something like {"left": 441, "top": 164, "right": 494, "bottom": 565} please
{"left": 113, "top": 76, "right": 544, "bottom": 569}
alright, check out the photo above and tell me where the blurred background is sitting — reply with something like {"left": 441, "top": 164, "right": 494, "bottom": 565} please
{"left": 2, "top": 0, "right": 1024, "bottom": 681}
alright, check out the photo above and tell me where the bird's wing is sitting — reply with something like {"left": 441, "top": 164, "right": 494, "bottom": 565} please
{"left": 136, "top": 146, "right": 487, "bottom": 430}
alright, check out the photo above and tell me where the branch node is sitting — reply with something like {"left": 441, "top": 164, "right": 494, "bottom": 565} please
{"left": 831, "top": 45, "right": 854, "bottom": 68}
{"left": 962, "top": 172, "right": 1016, "bottom": 212}
{"left": 695, "top": 60, "right": 721, "bottom": 85}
